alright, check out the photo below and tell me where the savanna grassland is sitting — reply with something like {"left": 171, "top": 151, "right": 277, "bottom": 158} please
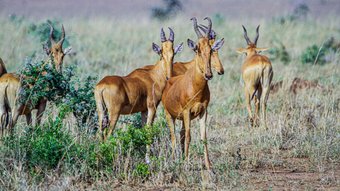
{"left": 0, "top": 1, "right": 339, "bottom": 190}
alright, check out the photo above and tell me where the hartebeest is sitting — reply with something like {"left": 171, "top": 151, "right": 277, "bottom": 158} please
{"left": 94, "top": 27, "right": 183, "bottom": 161}
{"left": 0, "top": 24, "right": 71, "bottom": 134}
{"left": 237, "top": 25, "right": 273, "bottom": 127}
{"left": 172, "top": 23, "right": 225, "bottom": 76}
{"left": 162, "top": 17, "right": 224, "bottom": 170}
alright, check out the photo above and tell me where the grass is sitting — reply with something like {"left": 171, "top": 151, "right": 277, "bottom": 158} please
{"left": 0, "top": 14, "right": 339, "bottom": 190}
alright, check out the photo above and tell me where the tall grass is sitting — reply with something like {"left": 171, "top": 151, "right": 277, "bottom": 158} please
{"left": 0, "top": 14, "right": 339, "bottom": 190}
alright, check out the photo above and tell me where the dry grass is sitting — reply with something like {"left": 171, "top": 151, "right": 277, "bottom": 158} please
{"left": 0, "top": 13, "right": 339, "bottom": 190}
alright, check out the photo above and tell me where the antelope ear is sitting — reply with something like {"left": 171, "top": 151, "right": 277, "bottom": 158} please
{"left": 212, "top": 38, "right": 224, "bottom": 51}
{"left": 63, "top": 47, "right": 72, "bottom": 55}
{"left": 152, "top": 43, "right": 162, "bottom": 55}
{"left": 174, "top": 42, "right": 183, "bottom": 55}
{"left": 187, "top": 39, "right": 197, "bottom": 52}
{"left": 236, "top": 48, "right": 247, "bottom": 54}
{"left": 255, "top": 47, "right": 269, "bottom": 53}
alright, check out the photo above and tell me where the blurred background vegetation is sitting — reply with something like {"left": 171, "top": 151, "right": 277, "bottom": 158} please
{"left": 0, "top": 0, "right": 339, "bottom": 190}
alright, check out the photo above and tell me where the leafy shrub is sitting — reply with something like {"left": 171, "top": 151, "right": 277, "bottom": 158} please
{"left": 18, "top": 56, "right": 74, "bottom": 107}
{"left": 19, "top": 54, "right": 98, "bottom": 130}
{"left": 301, "top": 37, "right": 339, "bottom": 65}
{"left": 2, "top": 106, "right": 78, "bottom": 171}
{"left": 120, "top": 113, "right": 143, "bottom": 128}
{"left": 64, "top": 75, "right": 98, "bottom": 129}
{"left": 151, "top": 0, "right": 183, "bottom": 21}
{"left": 133, "top": 163, "right": 150, "bottom": 178}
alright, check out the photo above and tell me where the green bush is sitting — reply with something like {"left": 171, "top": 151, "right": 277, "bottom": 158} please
{"left": 2, "top": 106, "right": 78, "bottom": 171}
{"left": 64, "top": 75, "right": 98, "bottom": 129}
{"left": 301, "top": 37, "right": 339, "bottom": 65}
{"left": 18, "top": 56, "right": 74, "bottom": 107}
{"left": 301, "top": 44, "right": 326, "bottom": 65}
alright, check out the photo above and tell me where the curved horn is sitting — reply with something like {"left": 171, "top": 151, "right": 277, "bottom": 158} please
{"left": 160, "top": 28, "right": 166, "bottom": 43}
{"left": 198, "top": 24, "right": 216, "bottom": 39}
{"left": 254, "top": 25, "right": 260, "bottom": 45}
{"left": 58, "top": 24, "right": 65, "bottom": 45}
{"left": 203, "top": 17, "right": 212, "bottom": 38}
{"left": 48, "top": 23, "right": 56, "bottom": 44}
{"left": 242, "top": 25, "right": 252, "bottom": 45}
{"left": 191, "top": 17, "right": 203, "bottom": 38}
{"left": 168, "top": 27, "right": 174, "bottom": 42}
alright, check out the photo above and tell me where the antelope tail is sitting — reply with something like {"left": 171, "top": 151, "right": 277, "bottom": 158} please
{"left": 95, "top": 88, "right": 108, "bottom": 130}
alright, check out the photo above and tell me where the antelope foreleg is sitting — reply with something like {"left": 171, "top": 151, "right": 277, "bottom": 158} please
{"left": 165, "top": 109, "right": 176, "bottom": 159}
{"left": 183, "top": 110, "right": 191, "bottom": 162}
{"left": 199, "top": 110, "right": 212, "bottom": 170}
{"left": 145, "top": 107, "right": 156, "bottom": 164}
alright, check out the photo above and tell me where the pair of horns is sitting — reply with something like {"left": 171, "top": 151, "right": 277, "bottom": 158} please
{"left": 242, "top": 25, "right": 260, "bottom": 45}
{"left": 48, "top": 22, "right": 65, "bottom": 45}
{"left": 198, "top": 24, "right": 216, "bottom": 40}
{"left": 191, "top": 17, "right": 212, "bottom": 39}
{"left": 160, "top": 27, "right": 175, "bottom": 43}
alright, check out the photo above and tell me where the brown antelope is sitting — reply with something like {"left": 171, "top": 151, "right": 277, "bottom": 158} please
{"left": 161, "top": 17, "right": 224, "bottom": 170}
{"left": 237, "top": 25, "right": 273, "bottom": 127}
{"left": 0, "top": 24, "right": 71, "bottom": 135}
{"left": 94, "top": 27, "right": 183, "bottom": 161}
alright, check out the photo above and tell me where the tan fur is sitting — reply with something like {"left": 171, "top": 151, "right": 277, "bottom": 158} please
{"left": 0, "top": 25, "right": 70, "bottom": 135}
{"left": 162, "top": 37, "right": 214, "bottom": 170}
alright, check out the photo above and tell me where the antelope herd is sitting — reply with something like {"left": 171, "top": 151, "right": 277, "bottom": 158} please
{"left": 0, "top": 17, "right": 330, "bottom": 170}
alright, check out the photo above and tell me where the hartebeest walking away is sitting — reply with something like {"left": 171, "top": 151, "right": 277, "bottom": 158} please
{"left": 162, "top": 17, "right": 224, "bottom": 170}
{"left": 237, "top": 25, "right": 273, "bottom": 127}
{"left": 0, "top": 23, "right": 72, "bottom": 135}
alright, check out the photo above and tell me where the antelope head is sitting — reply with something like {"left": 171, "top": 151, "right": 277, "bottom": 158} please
{"left": 152, "top": 27, "right": 183, "bottom": 80}
{"left": 43, "top": 23, "right": 72, "bottom": 73}
{"left": 198, "top": 24, "right": 225, "bottom": 75}
{"left": 187, "top": 17, "right": 224, "bottom": 80}
{"left": 237, "top": 25, "right": 268, "bottom": 57}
